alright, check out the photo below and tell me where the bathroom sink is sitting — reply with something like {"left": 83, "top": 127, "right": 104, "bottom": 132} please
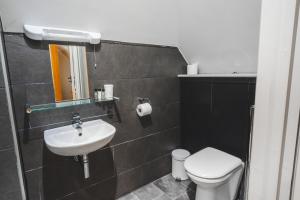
{"left": 44, "top": 119, "right": 116, "bottom": 156}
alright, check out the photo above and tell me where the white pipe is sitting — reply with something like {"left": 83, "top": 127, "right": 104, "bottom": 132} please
{"left": 83, "top": 154, "right": 90, "bottom": 179}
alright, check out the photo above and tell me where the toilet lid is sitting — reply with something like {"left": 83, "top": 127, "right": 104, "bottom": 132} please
{"left": 184, "top": 147, "right": 242, "bottom": 179}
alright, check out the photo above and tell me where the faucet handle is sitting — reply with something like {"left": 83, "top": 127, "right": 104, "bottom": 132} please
{"left": 73, "top": 112, "right": 80, "bottom": 119}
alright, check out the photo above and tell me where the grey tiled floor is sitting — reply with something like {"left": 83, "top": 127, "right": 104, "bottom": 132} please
{"left": 118, "top": 174, "right": 196, "bottom": 200}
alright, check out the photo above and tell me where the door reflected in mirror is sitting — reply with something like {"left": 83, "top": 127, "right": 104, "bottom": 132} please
{"left": 49, "top": 44, "right": 91, "bottom": 102}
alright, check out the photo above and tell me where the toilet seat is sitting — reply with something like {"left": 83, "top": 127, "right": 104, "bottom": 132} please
{"left": 187, "top": 171, "right": 232, "bottom": 184}
{"left": 184, "top": 147, "right": 242, "bottom": 180}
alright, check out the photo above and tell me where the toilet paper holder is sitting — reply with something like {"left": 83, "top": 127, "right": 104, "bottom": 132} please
{"left": 137, "top": 97, "right": 151, "bottom": 104}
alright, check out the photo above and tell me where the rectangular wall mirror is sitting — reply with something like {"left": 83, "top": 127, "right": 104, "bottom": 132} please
{"left": 49, "top": 44, "right": 91, "bottom": 102}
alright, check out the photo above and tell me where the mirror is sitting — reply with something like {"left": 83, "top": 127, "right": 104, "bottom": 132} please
{"left": 49, "top": 44, "right": 91, "bottom": 102}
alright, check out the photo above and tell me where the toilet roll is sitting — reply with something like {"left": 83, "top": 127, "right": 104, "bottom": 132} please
{"left": 136, "top": 103, "right": 152, "bottom": 117}
{"left": 104, "top": 84, "right": 114, "bottom": 99}
{"left": 187, "top": 63, "right": 199, "bottom": 75}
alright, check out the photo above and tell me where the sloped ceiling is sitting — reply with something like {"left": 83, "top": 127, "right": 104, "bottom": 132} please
{"left": 177, "top": 0, "right": 261, "bottom": 73}
{"left": 0, "top": 0, "right": 261, "bottom": 73}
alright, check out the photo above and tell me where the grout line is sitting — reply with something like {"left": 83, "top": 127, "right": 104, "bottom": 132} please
{"left": 111, "top": 126, "right": 179, "bottom": 148}
{"left": 10, "top": 76, "right": 180, "bottom": 86}
{"left": 21, "top": 100, "right": 180, "bottom": 132}
{"left": 94, "top": 76, "right": 180, "bottom": 81}
{"left": 56, "top": 174, "right": 117, "bottom": 200}
{"left": 21, "top": 113, "right": 110, "bottom": 131}
{"left": 0, "top": 146, "right": 14, "bottom": 152}
{"left": 22, "top": 125, "right": 179, "bottom": 172}
{"left": 24, "top": 166, "right": 44, "bottom": 173}
{"left": 117, "top": 152, "right": 171, "bottom": 176}
{"left": 4, "top": 32, "right": 178, "bottom": 49}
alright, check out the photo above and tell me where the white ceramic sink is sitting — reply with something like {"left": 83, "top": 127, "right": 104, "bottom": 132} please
{"left": 44, "top": 119, "right": 116, "bottom": 156}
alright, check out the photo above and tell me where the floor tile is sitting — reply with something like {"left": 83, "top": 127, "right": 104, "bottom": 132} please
{"left": 154, "top": 194, "right": 172, "bottom": 200}
{"left": 118, "top": 173, "right": 195, "bottom": 200}
{"left": 180, "top": 179, "right": 196, "bottom": 192}
{"left": 117, "top": 193, "right": 139, "bottom": 200}
{"left": 174, "top": 189, "right": 196, "bottom": 200}
{"left": 153, "top": 174, "right": 188, "bottom": 199}
{"left": 133, "top": 183, "right": 164, "bottom": 200}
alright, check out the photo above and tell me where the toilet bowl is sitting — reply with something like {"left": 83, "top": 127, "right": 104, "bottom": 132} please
{"left": 184, "top": 147, "right": 244, "bottom": 200}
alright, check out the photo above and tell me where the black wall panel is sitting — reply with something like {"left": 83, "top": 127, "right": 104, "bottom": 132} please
{"left": 180, "top": 77, "right": 256, "bottom": 161}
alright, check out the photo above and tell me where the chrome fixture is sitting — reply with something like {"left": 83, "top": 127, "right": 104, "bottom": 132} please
{"left": 137, "top": 97, "right": 151, "bottom": 103}
{"left": 72, "top": 113, "right": 82, "bottom": 130}
{"left": 83, "top": 154, "right": 90, "bottom": 179}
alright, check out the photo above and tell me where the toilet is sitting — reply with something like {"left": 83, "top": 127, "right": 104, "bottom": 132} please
{"left": 184, "top": 147, "right": 244, "bottom": 200}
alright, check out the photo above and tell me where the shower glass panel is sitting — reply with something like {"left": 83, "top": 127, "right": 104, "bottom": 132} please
{"left": 0, "top": 17, "right": 26, "bottom": 200}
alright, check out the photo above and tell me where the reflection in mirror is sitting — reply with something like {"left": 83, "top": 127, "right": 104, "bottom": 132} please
{"left": 49, "top": 44, "right": 91, "bottom": 102}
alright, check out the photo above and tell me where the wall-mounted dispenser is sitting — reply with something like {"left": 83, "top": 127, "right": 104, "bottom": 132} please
{"left": 23, "top": 25, "right": 101, "bottom": 44}
{"left": 136, "top": 97, "right": 152, "bottom": 117}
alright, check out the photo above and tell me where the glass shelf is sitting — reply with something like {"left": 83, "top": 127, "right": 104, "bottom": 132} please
{"left": 26, "top": 97, "right": 119, "bottom": 114}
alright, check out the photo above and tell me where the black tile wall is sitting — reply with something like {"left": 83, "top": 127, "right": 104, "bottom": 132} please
{"left": 0, "top": 20, "right": 22, "bottom": 200}
{"left": 4, "top": 33, "right": 186, "bottom": 200}
{"left": 0, "top": 59, "right": 3, "bottom": 87}
{"left": 0, "top": 149, "right": 22, "bottom": 200}
{"left": 180, "top": 77, "right": 256, "bottom": 160}
{"left": 180, "top": 77, "right": 256, "bottom": 200}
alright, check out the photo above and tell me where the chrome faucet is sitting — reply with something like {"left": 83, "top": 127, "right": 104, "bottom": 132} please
{"left": 72, "top": 113, "right": 83, "bottom": 129}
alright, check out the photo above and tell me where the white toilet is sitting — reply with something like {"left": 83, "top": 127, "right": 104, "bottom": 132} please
{"left": 184, "top": 147, "right": 244, "bottom": 200}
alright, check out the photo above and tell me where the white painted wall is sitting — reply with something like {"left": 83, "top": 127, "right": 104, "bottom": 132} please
{"left": 0, "top": 0, "right": 179, "bottom": 46}
{"left": 0, "top": 0, "right": 261, "bottom": 72}
{"left": 177, "top": 0, "right": 261, "bottom": 73}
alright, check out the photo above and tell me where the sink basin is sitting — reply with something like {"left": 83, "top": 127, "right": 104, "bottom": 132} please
{"left": 44, "top": 119, "right": 116, "bottom": 156}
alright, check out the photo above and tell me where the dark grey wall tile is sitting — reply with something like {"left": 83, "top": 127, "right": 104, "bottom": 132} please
{"left": 0, "top": 89, "right": 8, "bottom": 115}
{"left": 0, "top": 149, "right": 22, "bottom": 200}
{"left": 10, "top": 83, "right": 55, "bottom": 129}
{"left": 95, "top": 77, "right": 180, "bottom": 111}
{"left": 25, "top": 168, "right": 43, "bottom": 200}
{"left": 10, "top": 84, "right": 27, "bottom": 129}
{"left": 5, "top": 33, "right": 185, "bottom": 200}
{"left": 144, "top": 127, "right": 180, "bottom": 162}
{"left": 131, "top": 78, "right": 180, "bottom": 108}
{"left": 25, "top": 147, "right": 115, "bottom": 200}
{"left": 25, "top": 83, "right": 55, "bottom": 105}
{"left": 0, "top": 190, "right": 22, "bottom": 200}
{"left": 0, "top": 115, "right": 13, "bottom": 150}
{"left": 0, "top": 60, "right": 4, "bottom": 87}
{"left": 116, "top": 167, "right": 144, "bottom": 197}
{"left": 4, "top": 34, "right": 52, "bottom": 85}
{"left": 113, "top": 137, "right": 148, "bottom": 174}
{"left": 110, "top": 111, "right": 145, "bottom": 146}
{"left": 111, "top": 127, "right": 178, "bottom": 175}
{"left": 142, "top": 154, "right": 171, "bottom": 184}
{"left": 90, "top": 43, "right": 186, "bottom": 80}
{"left": 20, "top": 139, "right": 43, "bottom": 171}
{"left": 111, "top": 101, "right": 180, "bottom": 146}
{"left": 59, "top": 177, "right": 117, "bottom": 200}
{"left": 0, "top": 29, "right": 22, "bottom": 200}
